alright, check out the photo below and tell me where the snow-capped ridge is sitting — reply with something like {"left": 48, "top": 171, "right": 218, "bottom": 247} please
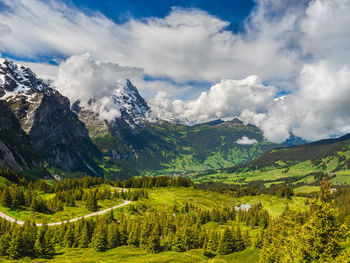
{"left": 0, "top": 59, "right": 52, "bottom": 99}
{"left": 112, "top": 79, "right": 150, "bottom": 124}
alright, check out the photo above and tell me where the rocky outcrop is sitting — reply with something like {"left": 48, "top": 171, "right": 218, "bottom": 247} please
{"left": 29, "top": 90, "right": 102, "bottom": 175}
{"left": 0, "top": 59, "right": 103, "bottom": 176}
{"left": 0, "top": 100, "right": 38, "bottom": 171}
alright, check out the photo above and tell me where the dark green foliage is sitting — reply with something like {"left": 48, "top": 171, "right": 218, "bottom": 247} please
{"left": 203, "top": 250, "right": 217, "bottom": 258}
{"left": 0, "top": 168, "right": 20, "bottom": 183}
{"left": 147, "top": 226, "right": 161, "bottom": 253}
{"left": 116, "top": 176, "right": 193, "bottom": 189}
{"left": 11, "top": 186, "right": 25, "bottom": 207}
{"left": 234, "top": 226, "right": 246, "bottom": 252}
{"left": 260, "top": 181, "right": 348, "bottom": 263}
{"left": 93, "top": 219, "right": 108, "bottom": 251}
{"left": 107, "top": 222, "right": 120, "bottom": 249}
{"left": 86, "top": 191, "right": 98, "bottom": 212}
{"left": 0, "top": 233, "right": 10, "bottom": 256}
{"left": 0, "top": 186, "right": 12, "bottom": 207}
{"left": 218, "top": 228, "right": 235, "bottom": 255}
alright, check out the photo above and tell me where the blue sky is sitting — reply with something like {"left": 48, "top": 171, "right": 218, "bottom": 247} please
{"left": 63, "top": 0, "right": 255, "bottom": 32}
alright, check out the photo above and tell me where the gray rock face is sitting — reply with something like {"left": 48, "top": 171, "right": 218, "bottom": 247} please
{"left": 29, "top": 90, "right": 102, "bottom": 175}
{"left": 0, "top": 100, "right": 38, "bottom": 171}
{"left": 0, "top": 59, "right": 102, "bottom": 176}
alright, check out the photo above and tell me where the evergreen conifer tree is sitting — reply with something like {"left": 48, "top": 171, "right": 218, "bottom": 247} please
{"left": 108, "top": 221, "right": 121, "bottom": 249}
{"left": 147, "top": 226, "right": 161, "bottom": 253}
{"left": 0, "top": 186, "right": 12, "bottom": 207}
{"left": 86, "top": 192, "right": 98, "bottom": 212}
{"left": 234, "top": 226, "right": 245, "bottom": 252}
{"left": 93, "top": 219, "right": 108, "bottom": 251}
{"left": 80, "top": 224, "right": 90, "bottom": 248}
{"left": 218, "top": 228, "right": 234, "bottom": 255}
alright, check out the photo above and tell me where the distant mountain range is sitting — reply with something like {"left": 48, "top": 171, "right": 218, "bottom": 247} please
{"left": 0, "top": 58, "right": 307, "bottom": 180}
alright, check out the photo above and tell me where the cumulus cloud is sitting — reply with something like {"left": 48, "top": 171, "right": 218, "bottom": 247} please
{"left": 0, "top": 0, "right": 300, "bottom": 84}
{"left": 148, "top": 75, "right": 276, "bottom": 124}
{"left": 54, "top": 53, "right": 143, "bottom": 121}
{"left": 236, "top": 136, "right": 258, "bottom": 145}
{"left": 243, "top": 61, "right": 350, "bottom": 142}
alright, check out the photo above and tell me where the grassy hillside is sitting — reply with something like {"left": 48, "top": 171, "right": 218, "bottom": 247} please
{"left": 191, "top": 133, "right": 350, "bottom": 186}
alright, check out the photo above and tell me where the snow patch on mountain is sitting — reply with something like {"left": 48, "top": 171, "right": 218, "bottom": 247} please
{"left": 112, "top": 79, "right": 151, "bottom": 124}
{"left": 0, "top": 59, "right": 51, "bottom": 99}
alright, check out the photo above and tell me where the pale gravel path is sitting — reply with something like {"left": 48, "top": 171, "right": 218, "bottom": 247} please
{"left": 0, "top": 200, "right": 131, "bottom": 226}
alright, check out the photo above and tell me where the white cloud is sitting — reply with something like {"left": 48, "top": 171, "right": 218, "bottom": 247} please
{"left": 54, "top": 53, "right": 143, "bottom": 121}
{"left": 236, "top": 136, "right": 258, "bottom": 145}
{"left": 0, "top": 0, "right": 300, "bottom": 85}
{"left": 148, "top": 75, "right": 276, "bottom": 124}
{"left": 245, "top": 61, "right": 350, "bottom": 142}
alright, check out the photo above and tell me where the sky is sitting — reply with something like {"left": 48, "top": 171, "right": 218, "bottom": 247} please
{"left": 1, "top": 0, "right": 350, "bottom": 143}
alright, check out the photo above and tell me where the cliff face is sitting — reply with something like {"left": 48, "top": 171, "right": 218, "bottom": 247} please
{"left": 0, "top": 100, "right": 38, "bottom": 171}
{"left": 0, "top": 59, "right": 102, "bottom": 176}
{"left": 29, "top": 90, "right": 102, "bottom": 175}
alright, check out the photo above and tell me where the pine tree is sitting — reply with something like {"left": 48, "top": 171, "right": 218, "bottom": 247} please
{"left": 242, "top": 229, "right": 251, "bottom": 248}
{"left": 8, "top": 226, "right": 24, "bottom": 259}
{"left": 108, "top": 221, "right": 121, "bottom": 249}
{"left": 22, "top": 219, "right": 37, "bottom": 257}
{"left": 0, "top": 233, "right": 10, "bottom": 256}
{"left": 66, "top": 193, "right": 75, "bottom": 207}
{"left": 0, "top": 186, "right": 12, "bottom": 207}
{"left": 11, "top": 187, "right": 25, "bottom": 207}
{"left": 234, "top": 226, "right": 245, "bottom": 252}
{"left": 86, "top": 192, "right": 98, "bottom": 212}
{"left": 183, "top": 227, "right": 200, "bottom": 250}
{"left": 128, "top": 223, "right": 140, "bottom": 247}
{"left": 260, "top": 181, "right": 348, "bottom": 263}
{"left": 80, "top": 224, "right": 90, "bottom": 248}
{"left": 172, "top": 230, "right": 186, "bottom": 252}
{"left": 147, "top": 226, "right": 161, "bottom": 253}
{"left": 63, "top": 223, "right": 75, "bottom": 247}
{"left": 139, "top": 221, "right": 152, "bottom": 248}
{"left": 207, "top": 230, "right": 219, "bottom": 251}
{"left": 93, "top": 219, "right": 108, "bottom": 251}
{"left": 218, "top": 228, "right": 234, "bottom": 255}
{"left": 105, "top": 209, "right": 115, "bottom": 224}
{"left": 297, "top": 181, "right": 347, "bottom": 262}
{"left": 35, "top": 221, "right": 55, "bottom": 258}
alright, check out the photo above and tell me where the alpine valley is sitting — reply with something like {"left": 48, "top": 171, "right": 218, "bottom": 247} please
{"left": 0, "top": 58, "right": 302, "bottom": 181}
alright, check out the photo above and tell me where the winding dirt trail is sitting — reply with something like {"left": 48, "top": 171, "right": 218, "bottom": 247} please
{"left": 0, "top": 200, "right": 131, "bottom": 226}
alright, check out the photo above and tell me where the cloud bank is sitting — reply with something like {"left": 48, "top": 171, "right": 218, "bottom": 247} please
{"left": 0, "top": 0, "right": 299, "bottom": 84}
{"left": 148, "top": 75, "right": 276, "bottom": 124}
{"left": 55, "top": 53, "right": 143, "bottom": 121}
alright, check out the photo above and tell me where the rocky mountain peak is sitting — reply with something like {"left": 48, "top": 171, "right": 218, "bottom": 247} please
{"left": 0, "top": 59, "right": 51, "bottom": 99}
{"left": 0, "top": 58, "right": 103, "bottom": 176}
{"left": 112, "top": 79, "right": 150, "bottom": 125}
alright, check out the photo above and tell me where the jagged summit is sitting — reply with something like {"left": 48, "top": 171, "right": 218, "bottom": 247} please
{"left": 112, "top": 79, "right": 150, "bottom": 125}
{"left": 0, "top": 59, "right": 51, "bottom": 99}
{"left": 72, "top": 79, "right": 151, "bottom": 139}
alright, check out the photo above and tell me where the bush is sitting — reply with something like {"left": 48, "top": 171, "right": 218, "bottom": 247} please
{"left": 204, "top": 250, "right": 216, "bottom": 258}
